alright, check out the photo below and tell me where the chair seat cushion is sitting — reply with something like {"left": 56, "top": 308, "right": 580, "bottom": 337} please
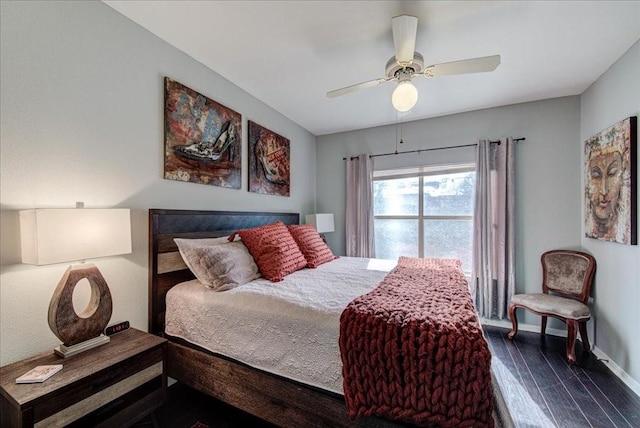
{"left": 510, "top": 293, "right": 590, "bottom": 320}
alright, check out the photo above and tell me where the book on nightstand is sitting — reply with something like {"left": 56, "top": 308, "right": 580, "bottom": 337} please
{"left": 15, "top": 364, "right": 63, "bottom": 384}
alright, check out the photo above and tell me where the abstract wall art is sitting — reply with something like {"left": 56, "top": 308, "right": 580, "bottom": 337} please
{"left": 248, "top": 120, "right": 290, "bottom": 196}
{"left": 164, "top": 77, "right": 242, "bottom": 189}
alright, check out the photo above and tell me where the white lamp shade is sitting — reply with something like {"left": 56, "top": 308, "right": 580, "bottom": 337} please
{"left": 305, "top": 213, "right": 335, "bottom": 233}
{"left": 391, "top": 80, "right": 418, "bottom": 112}
{"left": 20, "top": 208, "right": 132, "bottom": 265}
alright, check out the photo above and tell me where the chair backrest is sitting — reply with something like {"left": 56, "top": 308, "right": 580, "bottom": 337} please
{"left": 541, "top": 250, "right": 596, "bottom": 303}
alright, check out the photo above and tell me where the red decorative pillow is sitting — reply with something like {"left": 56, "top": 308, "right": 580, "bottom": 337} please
{"left": 234, "top": 221, "right": 307, "bottom": 282}
{"left": 287, "top": 224, "right": 337, "bottom": 268}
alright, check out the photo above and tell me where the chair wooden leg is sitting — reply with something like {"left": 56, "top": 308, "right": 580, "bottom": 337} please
{"left": 508, "top": 304, "right": 518, "bottom": 340}
{"left": 566, "top": 320, "right": 578, "bottom": 364}
{"left": 541, "top": 316, "right": 548, "bottom": 336}
{"left": 579, "top": 321, "right": 591, "bottom": 353}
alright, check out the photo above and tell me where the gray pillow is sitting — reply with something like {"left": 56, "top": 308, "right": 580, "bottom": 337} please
{"left": 174, "top": 238, "right": 260, "bottom": 291}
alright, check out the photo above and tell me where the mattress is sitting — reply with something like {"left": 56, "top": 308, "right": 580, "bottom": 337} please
{"left": 164, "top": 256, "right": 396, "bottom": 394}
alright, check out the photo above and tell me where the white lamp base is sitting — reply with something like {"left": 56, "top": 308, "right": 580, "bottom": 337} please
{"left": 54, "top": 334, "right": 110, "bottom": 358}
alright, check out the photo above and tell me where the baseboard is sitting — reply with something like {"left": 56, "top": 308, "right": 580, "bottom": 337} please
{"left": 481, "top": 318, "right": 640, "bottom": 398}
{"left": 592, "top": 346, "right": 640, "bottom": 398}
{"left": 480, "top": 317, "right": 568, "bottom": 338}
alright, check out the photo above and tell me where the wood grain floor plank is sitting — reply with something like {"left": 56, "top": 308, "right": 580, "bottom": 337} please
{"left": 486, "top": 328, "right": 556, "bottom": 427}
{"left": 484, "top": 326, "right": 640, "bottom": 428}
{"left": 573, "top": 368, "right": 635, "bottom": 428}
{"left": 510, "top": 332, "right": 592, "bottom": 428}
{"left": 542, "top": 349, "right": 618, "bottom": 427}
{"left": 579, "top": 366, "right": 640, "bottom": 427}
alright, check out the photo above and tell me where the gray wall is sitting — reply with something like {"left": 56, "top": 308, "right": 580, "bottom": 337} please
{"left": 580, "top": 41, "right": 639, "bottom": 383}
{"left": 0, "top": 1, "right": 316, "bottom": 364}
{"left": 317, "top": 96, "right": 582, "bottom": 275}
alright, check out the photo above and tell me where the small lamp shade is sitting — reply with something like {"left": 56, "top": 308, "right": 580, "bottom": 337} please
{"left": 20, "top": 208, "right": 132, "bottom": 265}
{"left": 305, "top": 213, "right": 335, "bottom": 234}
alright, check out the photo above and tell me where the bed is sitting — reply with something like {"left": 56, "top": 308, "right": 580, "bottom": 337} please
{"left": 148, "top": 209, "right": 512, "bottom": 427}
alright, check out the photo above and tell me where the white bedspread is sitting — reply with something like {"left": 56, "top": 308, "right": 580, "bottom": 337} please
{"left": 165, "top": 256, "right": 396, "bottom": 394}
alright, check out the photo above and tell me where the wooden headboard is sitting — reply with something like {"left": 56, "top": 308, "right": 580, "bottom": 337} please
{"left": 148, "top": 209, "right": 300, "bottom": 335}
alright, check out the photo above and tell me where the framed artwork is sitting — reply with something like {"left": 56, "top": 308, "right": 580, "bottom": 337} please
{"left": 584, "top": 116, "right": 637, "bottom": 245}
{"left": 164, "top": 77, "right": 241, "bottom": 189}
{"left": 248, "top": 120, "right": 290, "bottom": 196}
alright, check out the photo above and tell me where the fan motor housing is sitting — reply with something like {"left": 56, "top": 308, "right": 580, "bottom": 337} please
{"left": 385, "top": 52, "right": 424, "bottom": 78}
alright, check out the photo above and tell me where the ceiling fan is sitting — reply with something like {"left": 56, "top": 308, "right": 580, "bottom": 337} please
{"left": 326, "top": 15, "right": 501, "bottom": 112}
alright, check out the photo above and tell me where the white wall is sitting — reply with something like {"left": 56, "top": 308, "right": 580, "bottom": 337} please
{"left": 580, "top": 40, "right": 640, "bottom": 383}
{"left": 0, "top": 1, "right": 316, "bottom": 365}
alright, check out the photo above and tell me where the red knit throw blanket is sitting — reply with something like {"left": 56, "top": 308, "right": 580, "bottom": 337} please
{"left": 339, "top": 257, "right": 493, "bottom": 427}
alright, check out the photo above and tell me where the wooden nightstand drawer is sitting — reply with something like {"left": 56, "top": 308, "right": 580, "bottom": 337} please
{"left": 36, "top": 361, "right": 162, "bottom": 427}
{"left": 31, "top": 347, "right": 164, "bottom": 424}
{"left": 0, "top": 328, "right": 167, "bottom": 428}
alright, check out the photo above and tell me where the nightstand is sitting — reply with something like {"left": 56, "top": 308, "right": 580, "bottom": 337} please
{"left": 0, "top": 328, "right": 167, "bottom": 428}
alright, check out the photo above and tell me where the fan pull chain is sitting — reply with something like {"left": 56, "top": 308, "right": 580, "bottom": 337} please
{"left": 394, "top": 111, "right": 398, "bottom": 154}
{"left": 394, "top": 112, "right": 406, "bottom": 154}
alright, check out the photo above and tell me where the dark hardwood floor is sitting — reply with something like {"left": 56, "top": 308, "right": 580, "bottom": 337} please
{"left": 136, "top": 327, "right": 640, "bottom": 428}
{"left": 133, "top": 382, "right": 275, "bottom": 428}
{"left": 485, "top": 325, "right": 640, "bottom": 428}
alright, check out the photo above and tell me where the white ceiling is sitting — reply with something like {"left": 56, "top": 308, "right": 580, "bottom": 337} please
{"left": 103, "top": 1, "right": 640, "bottom": 136}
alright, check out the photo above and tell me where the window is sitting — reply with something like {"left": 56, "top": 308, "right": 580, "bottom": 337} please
{"left": 373, "top": 163, "right": 475, "bottom": 273}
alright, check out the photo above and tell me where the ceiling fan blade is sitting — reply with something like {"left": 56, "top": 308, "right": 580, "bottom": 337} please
{"left": 326, "top": 77, "right": 393, "bottom": 98}
{"left": 392, "top": 15, "right": 418, "bottom": 64}
{"left": 423, "top": 55, "right": 501, "bottom": 78}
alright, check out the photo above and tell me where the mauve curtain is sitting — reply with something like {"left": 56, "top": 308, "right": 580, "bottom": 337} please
{"left": 345, "top": 154, "right": 375, "bottom": 257}
{"left": 472, "top": 138, "right": 516, "bottom": 319}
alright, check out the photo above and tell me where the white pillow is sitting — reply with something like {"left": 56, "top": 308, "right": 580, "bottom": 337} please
{"left": 174, "top": 236, "right": 235, "bottom": 272}
{"left": 174, "top": 238, "right": 260, "bottom": 291}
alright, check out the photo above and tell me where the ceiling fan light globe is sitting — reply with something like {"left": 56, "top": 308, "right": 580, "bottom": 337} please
{"left": 392, "top": 81, "right": 418, "bottom": 112}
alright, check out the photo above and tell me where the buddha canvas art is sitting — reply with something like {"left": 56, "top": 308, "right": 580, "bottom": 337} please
{"left": 584, "top": 116, "right": 637, "bottom": 245}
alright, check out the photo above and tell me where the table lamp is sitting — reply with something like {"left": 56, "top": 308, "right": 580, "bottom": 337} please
{"left": 19, "top": 207, "right": 132, "bottom": 358}
{"left": 305, "top": 213, "right": 335, "bottom": 240}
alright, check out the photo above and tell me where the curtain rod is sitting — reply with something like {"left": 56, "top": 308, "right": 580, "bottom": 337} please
{"left": 342, "top": 137, "right": 526, "bottom": 160}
